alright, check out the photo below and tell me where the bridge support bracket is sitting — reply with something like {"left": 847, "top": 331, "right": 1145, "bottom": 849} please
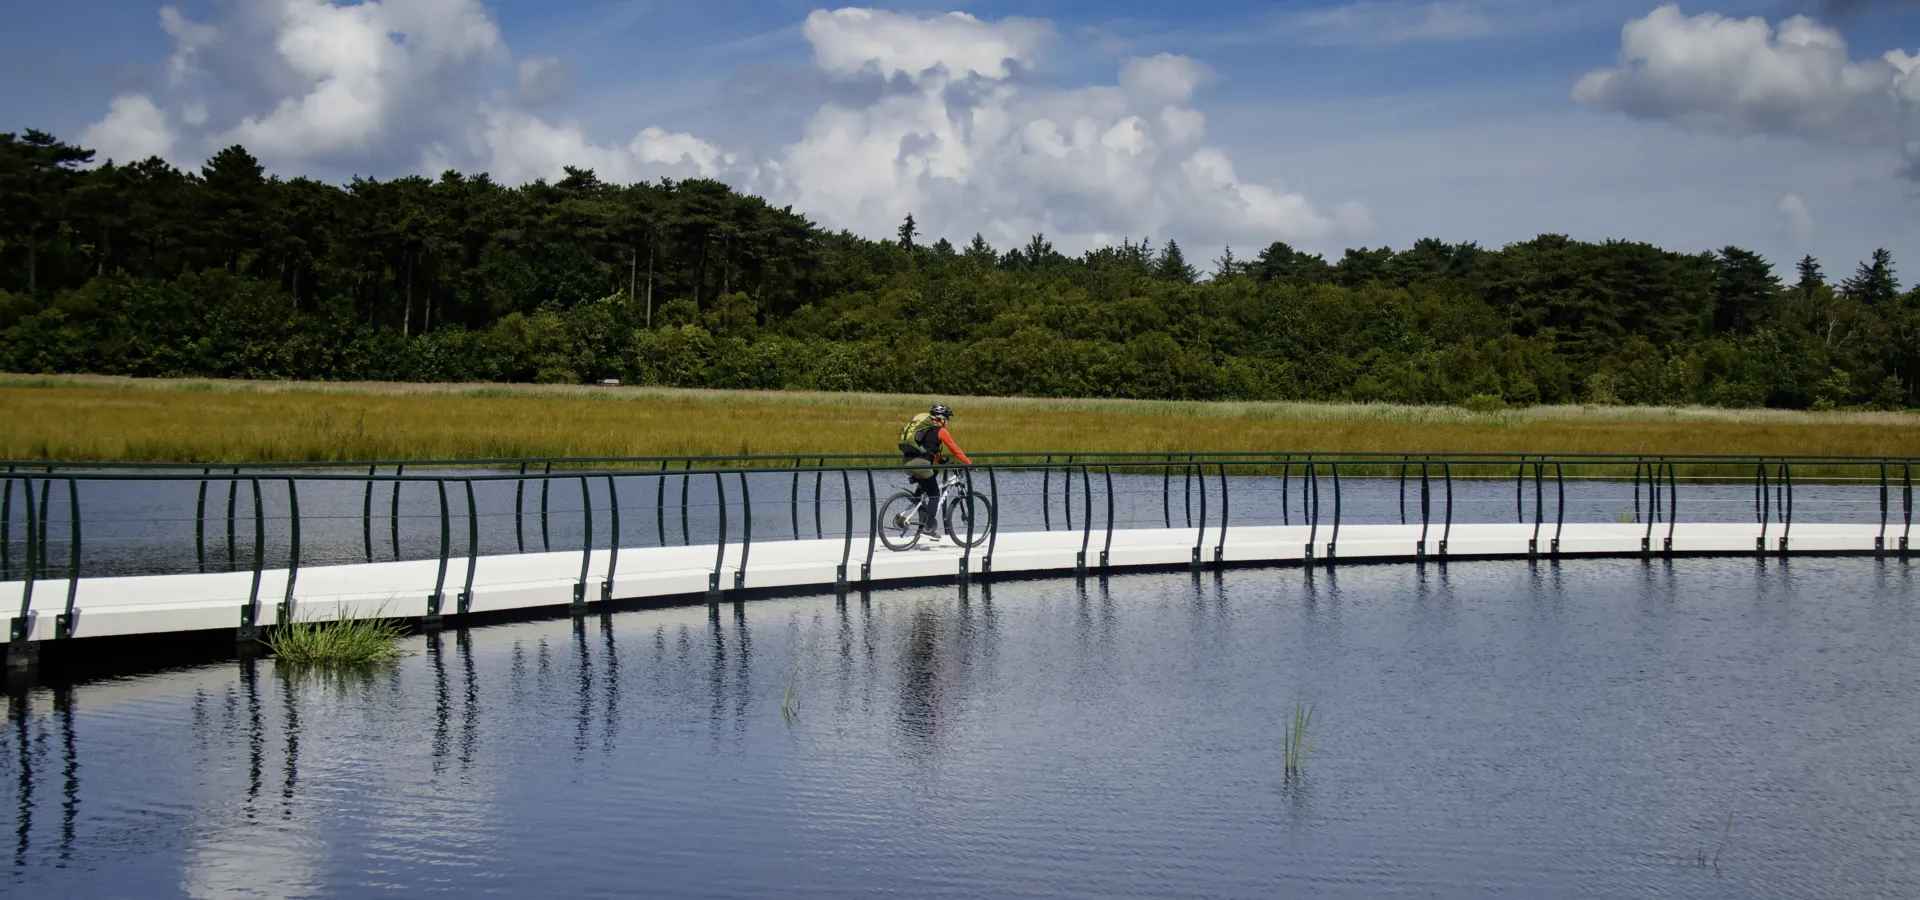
{"left": 1437, "top": 540, "right": 1448, "bottom": 563}
{"left": 834, "top": 564, "right": 848, "bottom": 596}
{"left": 54, "top": 612, "right": 75, "bottom": 640}
{"left": 1778, "top": 536, "right": 1790, "bottom": 556}
{"left": 6, "top": 617, "right": 36, "bottom": 669}
{"left": 1325, "top": 543, "right": 1337, "bottom": 566}
{"left": 1528, "top": 539, "right": 1538, "bottom": 561}
{"left": 1549, "top": 538, "right": 1560, "bottom": 559}
{"left": 957, "top": 558, "right": 971, "bottom": 584}
{"left": 1663, "top": 537, "right": 1673, "bottom": 556}
{"left": 1414, "top": 540, "right": 1425, "bottom": 562}
{"left": 1099, "top": 551, "right": 1110, "bottom": 570}
{"left": 457, "top": 590, "right": 473, "bottom": 616}
{"left": 570, "top": 582, "right": 589, "bottom": 616}
{"left": 1875, "top": 536, "right": 1885, "bottom": 558}
{"left": 1075, "top": 551, "right": 1087, "bottom": 578}
{"left": 1189, "top": 547, "right": 1203, "bottom": 571}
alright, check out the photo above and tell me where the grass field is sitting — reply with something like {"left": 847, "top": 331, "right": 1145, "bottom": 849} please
{"left": 2, "top": 374, "right": 1916, "bottom": 463}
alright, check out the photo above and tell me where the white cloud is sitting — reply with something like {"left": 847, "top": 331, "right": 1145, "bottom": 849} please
{"left": 514, "top": 54, "right": 571, "bottom": 107}
{"left": 1573, "top": 4, "right": 1920, "bottom": 176}
{"left": 800, "top": 8, "right": 1049, "bottom": 81}
{"left": 78, "top": 4, "right": 1361, "bottom": 253}
{"left": 78, "top": 94, "right": 177, "bottom": 163}
{"left": 1778, "top": 192, "right": 1815, "bottom": 243}
{"left": 767, "top": 9, "right": 1365, "bottom": 253}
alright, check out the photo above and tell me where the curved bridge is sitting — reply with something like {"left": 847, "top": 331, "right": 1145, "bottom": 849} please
{"left": 3, "top": 452, "right": 1914, "bottom": 664}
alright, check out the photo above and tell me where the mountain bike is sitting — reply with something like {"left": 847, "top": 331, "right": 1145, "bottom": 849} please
{"left": 877, "top": 469, "right": 994, "bottom": 551}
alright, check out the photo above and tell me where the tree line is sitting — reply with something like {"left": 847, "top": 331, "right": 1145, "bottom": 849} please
{"left": 2, "top": 129, "right": 1916, "bottom": 409}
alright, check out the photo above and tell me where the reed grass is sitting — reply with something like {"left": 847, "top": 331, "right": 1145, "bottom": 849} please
{"left": 1695, "top": 812, "right": 1735, "bottom": 870}
{"left": 2, "top": 373, "right": 1917, "bottom": 463}
{"left": 264, "top": 611, "right": 407, "bottom": 665}
{"left": 1283, "top": 698, "right": 1317, "bottom": 776}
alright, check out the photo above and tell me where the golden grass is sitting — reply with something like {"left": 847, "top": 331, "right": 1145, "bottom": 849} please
{"left": 1, "top": 373, "right": 1916, "bottom": 463}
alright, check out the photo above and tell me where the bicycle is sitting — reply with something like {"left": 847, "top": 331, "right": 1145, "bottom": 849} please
{"left": 876, "top": 469, "right": 994, "bottom": 551}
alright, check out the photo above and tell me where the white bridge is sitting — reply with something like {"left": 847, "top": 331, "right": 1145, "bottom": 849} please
{"left": 4, "top": 521, "right": 1901, "bottom": 644}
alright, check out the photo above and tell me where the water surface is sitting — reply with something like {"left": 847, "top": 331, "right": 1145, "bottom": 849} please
{"left": 6, "top": 557, "right": 1918, "bottom": 898}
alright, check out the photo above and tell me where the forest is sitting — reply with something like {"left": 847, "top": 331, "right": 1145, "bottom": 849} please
{"left": 2, "top": 128, "right": 1916, "bottom": 410}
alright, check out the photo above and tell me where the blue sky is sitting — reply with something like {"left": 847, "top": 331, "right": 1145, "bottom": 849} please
{"left": 5, "top": 1, "right": 1919, "bottom": 281}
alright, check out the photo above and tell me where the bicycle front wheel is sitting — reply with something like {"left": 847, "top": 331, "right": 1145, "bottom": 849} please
{"left": 943, "top": 491, "right": 994, "bottom": 548}
{"left": 877, "top": 491, "right": 923, "bottom": 551}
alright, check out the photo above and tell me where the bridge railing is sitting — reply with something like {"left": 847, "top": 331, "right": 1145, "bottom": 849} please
{"left": 1, "top": 454, "right": 1914, "bottom": 648}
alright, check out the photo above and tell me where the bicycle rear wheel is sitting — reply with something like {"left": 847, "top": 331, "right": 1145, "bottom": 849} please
{"left": 877, "top": 491, "right": 923, "bottom": 551}
{"left": 943, "top": 491, "right": 994, "bottom": 548}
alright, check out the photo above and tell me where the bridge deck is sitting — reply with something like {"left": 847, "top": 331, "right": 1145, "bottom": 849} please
{"left": 1, "top": 522, "right": 1902, "bottom": 643}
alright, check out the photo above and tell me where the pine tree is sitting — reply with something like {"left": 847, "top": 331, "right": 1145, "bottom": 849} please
{"left": 1840, "top": 248, "right": 1897, "bottom": 306}
{"left": 1211, "top": 245, "right": 1239, "bottom": 280}
{"left": 897, "top": 213, "right": 916, "bottom": 251}
{"left": 1155, "top": 239, "right": 1195, "bottom": 282}
{"left": 1795, "top": 255, "right": 1823, "bottom": 298}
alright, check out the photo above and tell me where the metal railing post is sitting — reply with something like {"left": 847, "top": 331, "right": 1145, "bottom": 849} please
{"left": 0, "top": 472, "right": 10, "bottom": 581}
{"left": 363, "top": 465, "right": 376, "bottom": 562}
{"left": 1065, "top": 455, "right": 1076, "bottom": 532}
{"left": 679, "top": 460, "right": 692, "bottom": 547}
{"left": 1440, "top": 462, "right": 1453, "bottom": 560}
{"left": 963, "top": 466, "right": 980, "bottom": 583}
{"left": 429, "top": 479, "right": 451, "bottom": 626}
{"left": 1552, "top": 462, "right": 1565, "bottom": 557}
{"left": 55, "top": 477, "right": 79, "bottom": 640}
{"left": 1665, "top": 462, "right": 1678, "bottom": 556}
{"left": 1282, "top": 455, "right": 1292, "bottom": 527}
{"left": 1304, "top": 458, "right": 1318, "bottom": 563}
{"left": 196, "top": 468, "right": 211, "bottom": 572}
{"left": 605, "top": 476, "right": 621, "bottom": 603}
{"left": 281, "top": 479, "right": 301, "bottom": 626}
{"left": 791, "top": 457, "right": 802, "bottom": 540}
{"left": 1756, "top": 461, "right": 1770, "bottom": 555}
{"left": 392, "top": 463, "right": 406, "bottom": 559}
{"left": 1399, "top": 456, "right": 1408, "bottom": 525}
{"left": 539, "top": 461, "right": 553, "bottom": 553}
{"left": 837, "top": 470, "right": 854, "bottom": 592}
{"left": 1418, "top": 461, "right": 1431, "bottom": 560}
{"left": 7, "top": 476, "right": 35, "bottom": 665}
{"left": 654, "top": 460, "right": 668, "bottom": 547}
{"left": 515, "top": 461, "right": 529, "bottom": 553}
{"left": 1878, "top": 462, "right": 1889, "bottom": 556}
{"left": 1076, "top": 464, "right": 1092, "bottom": 575}
{"left": 982, "top": 467, "right": 999, "bottom": 580}
{"left": 241, "top": 478, "right": 265, "bottom": 638}
{"left": 813, "top": 457, "right": 825, "bottom": 539}
{"left": 574, "top": 476, "right": 593, "bottom": 614}
{"left": 1515, "top": 456, "right": 1526, "bottom": 523}
{"left": 1780, "top": 460, "right": 1794, "bottom": 555}
{"left": 1043, "top": 455, "right": 1054, "bottom": 531}
{"left": 1902, "top": 461, "right": 1912, "bottom": 558}
{"left": 1161, "top": 459, "right": 1171, "bottom": 529}
{"left": 735, "top": 471, "right": 752, "bottom": 591}
{"left": 1101, "top": 464, "right": 1115, "bottom": 570}
{"left": 863, "top": 469, "right": 879, "bottom": 584}
{"left": 1191, "top": 458, "right": 1208, "bottom": 570}
{"left": 225, "top": 472, "right": 238, "bottom": 571}
{"left": 1327, "top": 462, "right": 1341, "bottom": 564}
{"left": 708, "top": 473, "right": 727, "bottom": 601}
{"left": 460, "top": 480, "right": 479, "bottom": 615}
{"left": 1214, "top": 462, "right": 1230, "bottom": 566}
{"left": 1529, "top": 462, "right": 1543, "bottom": 559}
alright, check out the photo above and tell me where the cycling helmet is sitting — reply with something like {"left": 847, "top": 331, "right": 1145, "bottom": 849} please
{"left": 929, "top": 403, "right": 953, "bottom": 419}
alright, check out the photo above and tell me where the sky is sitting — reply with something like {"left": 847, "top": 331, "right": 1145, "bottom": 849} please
{"left": 4, "top": 0, "right": 1919, "bottom": 281}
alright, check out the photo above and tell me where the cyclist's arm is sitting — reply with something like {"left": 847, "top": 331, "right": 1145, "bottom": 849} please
{"left": 936, "top": 426, "right": 972, "bottom": 465}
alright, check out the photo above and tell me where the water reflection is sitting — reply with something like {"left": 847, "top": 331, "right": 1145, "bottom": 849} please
{"left": 3, "top": 559, "right": 1919, "bottom": 898}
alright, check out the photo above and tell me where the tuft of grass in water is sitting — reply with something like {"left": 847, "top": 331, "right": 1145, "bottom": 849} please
{"left": 1694, "top": 812, "right": 1735, "bottom": 870}
{"left": 1615, "top": 506, "right": 1639, "bottom": 524}
{"left": 780, "top": 656, "right": 802, "bottom": 719}
{"left": 264, "top": 611, "right": 407, "bottom": 665}
{"left": 1283, "top": 697, "right": 1317, "bottom": 776}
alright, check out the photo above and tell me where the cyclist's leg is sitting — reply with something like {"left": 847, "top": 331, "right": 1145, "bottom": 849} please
{"left": 903, "top": 455, "right": 937, "bottom": 532}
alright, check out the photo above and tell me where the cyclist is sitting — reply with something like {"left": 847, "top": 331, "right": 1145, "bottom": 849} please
{"left": 897, "top": 403, "right": 972, "bottom": 539}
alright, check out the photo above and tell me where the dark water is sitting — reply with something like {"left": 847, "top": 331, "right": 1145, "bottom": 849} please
{"left": 6, "top": 557, "right": 1920, "bottom": 898}
{"left": 4, "top": 468, "right": 1898, "bottom": 578}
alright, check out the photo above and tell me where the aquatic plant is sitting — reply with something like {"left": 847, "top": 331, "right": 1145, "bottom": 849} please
{"left": 1283, "top": 697, "right": 1317, "bottom": 775}
{"left": 1694, "top": 812, "right": 1735, "bottom": 870}
{"left": 1615, "top": 507, "right": 1638, "bottom": 523}
{"left": 264, "top": 610, "right": 406, "bottom": 665}
{"left": 781, "top": 655, "right": 803, "bottom": 719}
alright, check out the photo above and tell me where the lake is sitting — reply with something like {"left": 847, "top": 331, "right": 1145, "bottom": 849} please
{"left": 7, "top": 556, "right": 1918, "bottom": 898}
